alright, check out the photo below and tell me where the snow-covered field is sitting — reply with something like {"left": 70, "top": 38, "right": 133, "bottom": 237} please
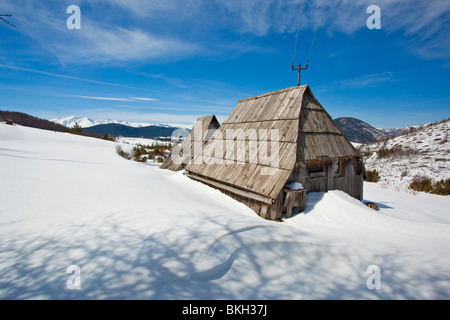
{"left": 1, "top": 123, "right": 449, "bottom": 300}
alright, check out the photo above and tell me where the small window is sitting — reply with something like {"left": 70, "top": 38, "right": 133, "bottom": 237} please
{"left": 333, "top": 157, "right": 343, "bottom": 176}
{"left": 307, "top": 157, "right": 324, "bottom": 174}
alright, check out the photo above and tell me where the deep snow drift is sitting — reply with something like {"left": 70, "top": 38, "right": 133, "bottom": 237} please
{"left": 0, "top": 123, "right": 449, "bottom": 299}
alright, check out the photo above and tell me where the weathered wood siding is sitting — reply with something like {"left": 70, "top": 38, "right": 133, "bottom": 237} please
{"left": 185, "top": 87, "right": 307, "bottom": 201}
{"left": 160, "top": 115, "right": 220, "bottom": 171}
{"left": 183, "top": 85, "right": 366, "bottom": 219}
{"left": 287, "top": 156, "right": 364, "bottom": 200}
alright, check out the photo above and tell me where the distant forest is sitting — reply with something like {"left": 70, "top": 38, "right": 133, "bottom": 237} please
{"left": 0, "top": 110, "right": 68, "bottom": 132}
{"left": 0, "top": 110, "right": 100, "bottom": 139}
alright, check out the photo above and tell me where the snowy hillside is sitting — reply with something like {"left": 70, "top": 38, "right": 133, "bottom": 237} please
{"left": 359, "top": 119, "right": 449, "bottom": 191}
{"left": 1, "top": 123, "right": 449, "bottom": 300}
{"left": 51, "top": 116, "right": 192, "bottom": 130}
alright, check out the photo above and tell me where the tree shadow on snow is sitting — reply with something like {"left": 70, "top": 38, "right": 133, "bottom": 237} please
{"left": 0, "top": 211, "right": 448, "bottom": 300}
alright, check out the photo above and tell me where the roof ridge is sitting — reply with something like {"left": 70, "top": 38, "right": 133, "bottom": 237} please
{"left": 238, "top": 85, "right": 308, "bottom": 103}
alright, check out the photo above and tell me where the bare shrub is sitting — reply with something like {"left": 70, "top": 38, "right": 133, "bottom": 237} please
{"left": 116, "top": 145, "right": 131, "bottom": 160}
{"left": 377, "top": 146, "right": 418, "bottom": 159}
{"left": 409, "top": 176, "right": 450, "bottom": 196}
{"left": 365, "top": 169, "right": 380, "bottom": 182}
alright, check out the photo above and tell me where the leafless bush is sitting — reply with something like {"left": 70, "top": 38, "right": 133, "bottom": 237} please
{"left": 116, "top": 145, "right": 132, "bottom": 160}
{"left": 365, "top": 169, "right": 380, "bottom": 182}
{"left": 377, "top": 146, "right": 418, "bottom": 159}
{"left": 409, "top": 176, "right": 450, "bottom": 196}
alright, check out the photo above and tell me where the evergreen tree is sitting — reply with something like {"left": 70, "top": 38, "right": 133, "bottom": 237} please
{"left": 70, "top": 122, "right": 82, "bottom": 135}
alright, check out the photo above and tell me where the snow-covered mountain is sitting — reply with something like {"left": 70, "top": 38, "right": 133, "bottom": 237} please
{"left": 333, "top": 117, "right": 425, "bottom": 143}
{"left": 51, "top": 116, "right": 146, "bottom": 128}
{"left": 359, "top": 118, "right": 449, "bottom": 191}
{"left": 50, "top": 116, "right": 192, "bottom": 130}
{"left": 333, "top": 117, "right": 387, "bottom": 143}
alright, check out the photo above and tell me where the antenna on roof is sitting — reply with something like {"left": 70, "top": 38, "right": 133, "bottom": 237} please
{"left": 291, "top": 61, "right": 308, "bottom": 87}
{"left": 291, "top": 0, "right": 325, "bottom": 86}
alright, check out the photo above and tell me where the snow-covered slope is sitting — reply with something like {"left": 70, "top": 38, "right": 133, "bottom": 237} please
{"left": 1, "top": 123, "right": 449, "bottom": 299}
{"left": 360, "top": 119, "right": 449, "bottom": 191}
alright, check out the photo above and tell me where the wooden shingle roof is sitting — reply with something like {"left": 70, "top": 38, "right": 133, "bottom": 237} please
{"left": 185, "top": 85, "right": 359, "bottom": 202}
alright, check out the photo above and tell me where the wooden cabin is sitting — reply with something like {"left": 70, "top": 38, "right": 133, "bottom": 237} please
{"left": 160, "top": 115, "right": 220, "bottom": 171}
{"left": 182, "top": 85, "right": 366, "bottom": 220}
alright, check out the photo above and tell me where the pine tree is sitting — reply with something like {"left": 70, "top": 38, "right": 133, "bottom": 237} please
{"left": 70, "top": 122, "right": 82, "bottom": 135}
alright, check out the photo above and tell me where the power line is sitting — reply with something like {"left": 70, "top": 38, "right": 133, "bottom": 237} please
{"left": 292, "top": 0, "right": 325, "bottom": 65}
{"left": 307, "top": 0, "right": 325, "bottom": 62}
{"left": 292, "top": 0, "right": 305, "bottom": 66}
{"left": 291, "top": 0, "right": 325, "bottom": 86}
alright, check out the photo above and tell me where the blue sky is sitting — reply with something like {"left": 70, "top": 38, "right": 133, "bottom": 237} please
{"left": 0, "top": 0, "right": 449, "bottom": 128}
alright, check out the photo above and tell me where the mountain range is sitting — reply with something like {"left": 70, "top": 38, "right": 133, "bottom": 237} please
{"left": 82, "top": 123, "right": 178, "bottom": 139}
{"left": 333, "top": 117, "right": 389, "bottom": 143}
{"left": 50, "top": 115, "right": 408, "bottom": 143}
{"left": 51, "top": 116, "right": 192, "bottom": 130}
{"left": 2, "top": 112, "right": 441, "bottom": 145}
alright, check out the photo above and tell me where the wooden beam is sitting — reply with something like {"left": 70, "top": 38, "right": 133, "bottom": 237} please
{"left": 185, "top": 172, "right": 274, "bottom": 205}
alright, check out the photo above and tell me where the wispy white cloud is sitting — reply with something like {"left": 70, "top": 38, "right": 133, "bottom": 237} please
{"left": 333, "top": 72, "right": 394, "bottom": 89}
{"left": 317, "top": 71, "right": 395, "bottom": 92}
{"left": 2, "top": 1, "right": 200, "bottom": 64}
{"left": 77, "top": 96, "right": 160, "bottom": 102}
{"left": 53, "top": 25, "right": 199, "bottom": 64}
{"left": 2, "top": 0, "right": 449, "bottom": 63}
{"left": 114, "top": 105, "right": 190, "bottom": 112}
{"left": 77, "top": 96, "right": 135, "bottom": 102}
{"left": 0, "top": 64, "right": 150, "bottom": 90}
{"left": 131, "top": 97, "right": 159, "bottom": 101}
{"left": 100, "top": 0, "right": 450, "bottom": 59}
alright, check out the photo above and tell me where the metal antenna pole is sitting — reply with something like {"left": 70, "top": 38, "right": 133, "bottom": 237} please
{"left": 291, "top": 62, "right": 309, "bottom": 86}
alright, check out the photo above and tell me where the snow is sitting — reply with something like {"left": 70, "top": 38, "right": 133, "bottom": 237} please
{"left": 285, "top": 182, "right": 304, "bottom": 190}
{"left": 1, "top": 123, "right": 449, "bottom": 300}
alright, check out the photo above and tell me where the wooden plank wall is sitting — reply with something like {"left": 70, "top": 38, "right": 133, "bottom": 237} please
{"left": 287, "top": 156, "right": 364, "bottom": 200}
{"left": 192, "top": 177, "right": 284, "bottom": 220}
